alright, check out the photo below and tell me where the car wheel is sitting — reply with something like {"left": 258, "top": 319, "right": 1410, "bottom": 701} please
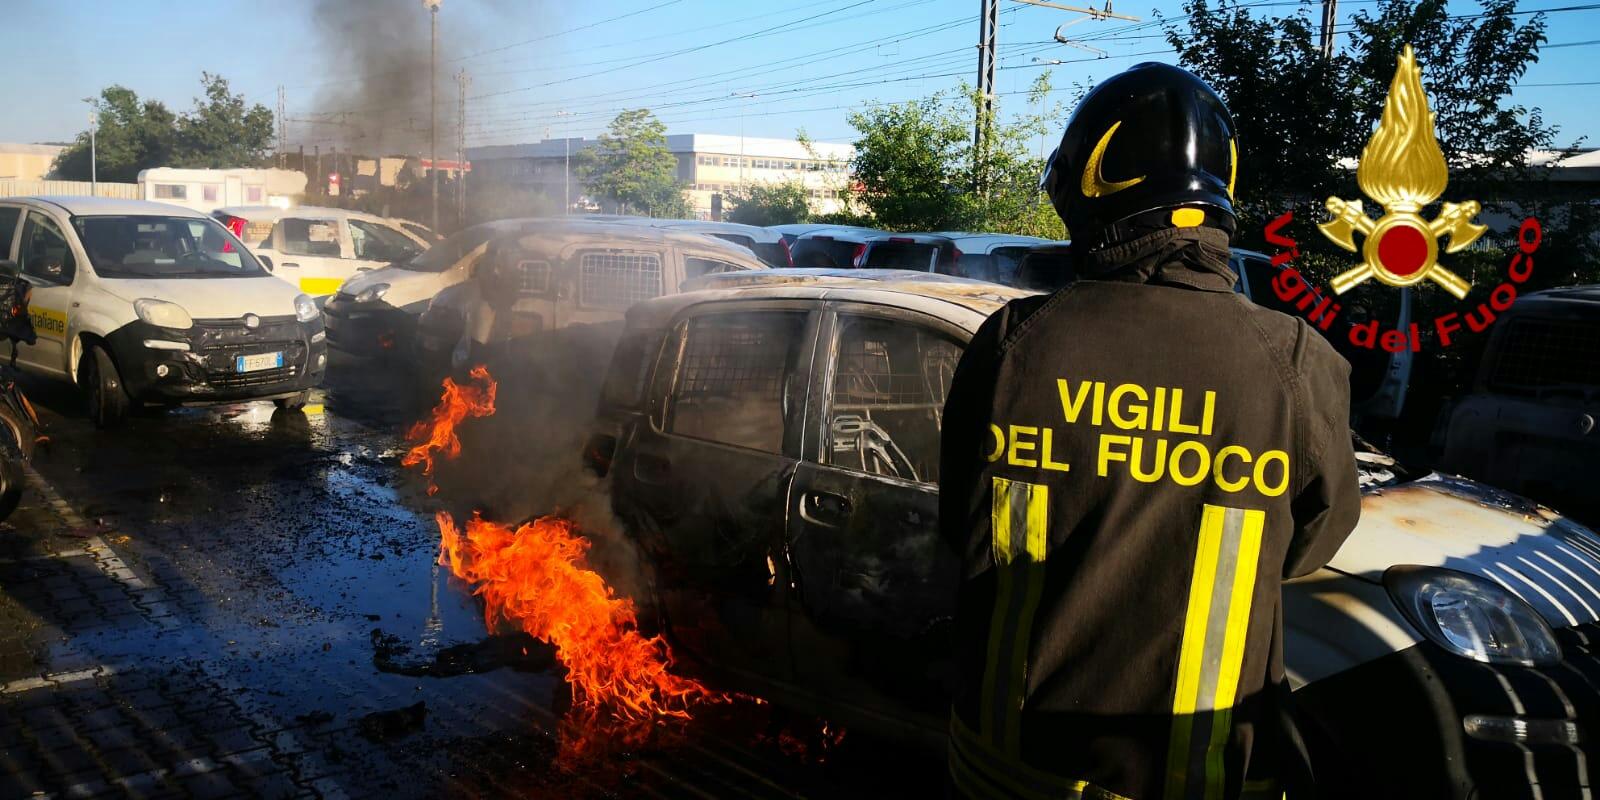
{"left": 274, "top": 390, "right": 310, "bottom": 411}
{"left": 0, "top": 445, "right": 22, "bottom": 522}
{"left": 80, "top": 344, "right": 129, "bottom": 429}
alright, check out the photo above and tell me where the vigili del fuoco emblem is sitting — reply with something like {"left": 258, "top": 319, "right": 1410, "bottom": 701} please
{"left": 1319, "top": 45, "right": 1487, "bottom": 299}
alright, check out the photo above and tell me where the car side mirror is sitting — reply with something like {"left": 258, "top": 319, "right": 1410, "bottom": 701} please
{"left": 257, "top": 255, "right": 274, "bottom": 271}
{"left": 0, "top": 260, "right": 16, "bottom": 278}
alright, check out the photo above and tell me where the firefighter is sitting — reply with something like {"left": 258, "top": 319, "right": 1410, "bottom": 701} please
{"left": 940, "top": 62, "right": 1361, "bottom": 800}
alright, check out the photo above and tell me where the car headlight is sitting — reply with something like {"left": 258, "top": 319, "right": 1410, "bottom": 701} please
{"left": 1385, "top": 566, "right": 1562, "bottom": 666}
{"left": 294, "top": 294, "right": 320, "bottom": 323}
{"left": 133, "top": 298, "right": 193, "bottom": 330}
{"left": 354, "top": 283, "right": 390, "bottom": 304}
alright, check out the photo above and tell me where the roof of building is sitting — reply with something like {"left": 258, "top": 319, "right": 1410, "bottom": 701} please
{"left": 0, "top": 143, "right": 67, "bottom": 157}
{"left": 20, "top": 196, "right": 210, "bottom": 217}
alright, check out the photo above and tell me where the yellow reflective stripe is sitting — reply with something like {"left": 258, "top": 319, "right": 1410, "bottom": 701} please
{"left": 1166, "top": 505, "right": 1268, "bottom": 800}
{"left": 1004, "top": 482, "right": 1049, "bottom": 753}
{"left": 1203, "top": 508, "right": 1266, "bottom": 798}
{"left": 982, "top": 477, "right": 1017, "bottom": 743}
{"left": 983, "top": 477, "right": 1050, "bottom": 753}
{"left": 299, "top": 276, "right": 345, "bottom": 295}
{"left": 1164, "top": 508, "right": 1222, "bottom": 796}
{"left": 1165, "top": 505, "right": 1227, "bottom": 800}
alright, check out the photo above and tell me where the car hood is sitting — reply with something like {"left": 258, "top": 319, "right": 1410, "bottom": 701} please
{"left": 340, "top": 265, "right": 459, "bottom": 311}
{"left": 1332, "top": 473, "right": 1600, "bottom": 627}
{"left": 98, "top": 277, "right": 305, "bottom": 319}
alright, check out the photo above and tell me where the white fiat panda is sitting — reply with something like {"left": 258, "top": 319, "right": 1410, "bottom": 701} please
{"left": 0, "top": 197, "right": 327, "bottom": 427}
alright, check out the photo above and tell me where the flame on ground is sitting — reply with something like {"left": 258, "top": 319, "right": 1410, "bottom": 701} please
{"left": 401, "top": 365, "right": 497, "bottom": 494}
{"left": 438, "top": 512, "right": 728, "bottom": 743}
{"left": 405, "top": 365, "right": 733, "bottom": 756}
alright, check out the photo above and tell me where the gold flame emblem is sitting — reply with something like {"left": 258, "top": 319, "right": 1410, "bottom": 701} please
{"left": 1319, "top": 45, "right": 1485, "bottom": 299}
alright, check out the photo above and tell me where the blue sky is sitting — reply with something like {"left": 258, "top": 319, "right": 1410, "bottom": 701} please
{"left": 3, "top": 0, "right": 1597, "bottom": 150}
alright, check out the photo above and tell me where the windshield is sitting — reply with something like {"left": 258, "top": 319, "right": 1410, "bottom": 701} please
{"left": 864, "top": 241, "right": 939, "bottom": 271}
{"left": 791, "top": 238, "right": 858, "bottom": 268}
{"left": 73, "top": 215, "right": 268, "bottom": 279}
{"left": 400, "top": 224, "right": 504, "bottom": 272}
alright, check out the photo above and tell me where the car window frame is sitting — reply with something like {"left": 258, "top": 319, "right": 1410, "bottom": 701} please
{"left": 18, "top": 209, "right": 78, "bottom": 286}
{"left": 573, "top": 246, "right": 667, "bottom": 310}
{"left": 348, "top": 217, "right": 422, "bottom": 264}
{"left": 274, "top": 216, "right": 344, "bottom": 259}
{"left": 0, "top": 204, "right": 24, "bottom": 262}
{"left": 647, "top": 299, "right": 822, "bottom": 461}
{"left": 806, "top": 301, "right": 969, "bottom": 487}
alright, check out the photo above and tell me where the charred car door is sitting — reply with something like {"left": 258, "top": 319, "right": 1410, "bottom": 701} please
{"left": 618, "top": 302, "right": 821, "bottom": 682}
{"left": 786, "top": 303, "right": 964, "bottom": 722}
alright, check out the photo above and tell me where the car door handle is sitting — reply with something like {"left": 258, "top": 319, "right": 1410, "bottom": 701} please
{"left": 799, "top": 490, "right": 852, "bottom": 528}
{"left": 281, "top": 262, "right": 300, "bottom": 269}
{"left": 634, "top": 453, "right": 671, "bottom": 484}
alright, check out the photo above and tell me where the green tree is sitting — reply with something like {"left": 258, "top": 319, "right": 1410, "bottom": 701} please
{"left": 725, "top": 181, "right": 810, "bottom": 226}
{"left": 578, "top": 109, "right": 689, "bottom": 218}
{"left": 52, "top": 74, "right": 274, "bottom": 181}
{"left": 172, "top": 73, "right": 276, "bottom": 168}
{"left": 847, "top": 94, "right": 970, "bottom": 231}
{"left": 844, "top": 75, "right": 1065, "bottom": 236}
{"left": 1162, "top": 0, "right": 1555, "bottom": 228}
{"left": 52, "top": 86, "right": 177, "bottom": 182}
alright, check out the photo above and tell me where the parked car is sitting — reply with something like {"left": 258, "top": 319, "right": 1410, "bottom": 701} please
{"left": 323, "top": 219, "right": 535, "bottom": 358}
{"left": 214, "top": 206, "right": 432, "bottom": 297}
{"left": 767, "top": 223, "right": 881, "bottom": 249}
{"left": 587, "top": 270, "right": 1600, "bottom": 798}
{"left": 857, "top": 233, "right": 960, "bottom": 273}
{"left": 413, "top": 221, "right": 768, "bottom": 383}
{"left": 0, "top": 197, "right": 325, "bottom": 426}
{"left": 1438, "top": 285, "right": 1600, "bottom": 522}
{"left": 646, "top": 220, "right": 790, "bottom": 268}
{"left": 788, "top": 228, "right": 877, "bottom": 268}
{"left": 932, "top": 232, "right": 1056, "bottom": 284}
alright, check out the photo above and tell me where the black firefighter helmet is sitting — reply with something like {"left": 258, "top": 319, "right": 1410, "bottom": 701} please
{"left": 1042, "top": 62, "right": 1238, "bottom": 250}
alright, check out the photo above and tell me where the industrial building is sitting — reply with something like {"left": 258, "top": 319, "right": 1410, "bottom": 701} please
{"left": 467, "top": 133, "right": 855, "bottom": 219}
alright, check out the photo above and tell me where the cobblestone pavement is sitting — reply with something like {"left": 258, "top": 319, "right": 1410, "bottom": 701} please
{"left": 0, "top": 355, "right": 941, "bottom": 800}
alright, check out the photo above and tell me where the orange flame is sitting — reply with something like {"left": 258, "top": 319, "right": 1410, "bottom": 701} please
{"left": 438, "top": 512, "right": 726, "bottom": 737}
{"left": 404, "top": 365, "right": 736, "bottom": 756}
{"left": 1357, "top": 44, "right": 1449, "bottom": 210}
{"left": 401, "top": 365, "right": 497, "bottom": 494}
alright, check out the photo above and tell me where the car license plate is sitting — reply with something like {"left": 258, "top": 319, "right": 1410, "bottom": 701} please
{"left": 235, "top": 352, "right": 283, "bottom": 373}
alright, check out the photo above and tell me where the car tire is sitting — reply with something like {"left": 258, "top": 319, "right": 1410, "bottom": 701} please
{"left": 0, "top": 444, "right": 23, "bottom": 523}
{"left": 274, "top": 390, "right": 310, "bottom": 411}
{"left": 80, "top": 344, "right": 129, "bottom": 429}
{"left": 0, "top": 401, "right": 33, "bottom": 523}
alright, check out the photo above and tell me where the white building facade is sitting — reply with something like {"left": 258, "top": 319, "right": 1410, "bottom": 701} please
{"left": 468, "top": 133, "right": 854, "bottom": 219}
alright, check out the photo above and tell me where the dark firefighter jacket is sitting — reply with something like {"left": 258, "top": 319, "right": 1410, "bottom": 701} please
{"left": 940, "top": 226, "right": 1361, "bottom": 800}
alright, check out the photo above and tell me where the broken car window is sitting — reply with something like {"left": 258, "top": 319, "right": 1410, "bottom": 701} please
{"left": 349, "top": 219, "right": 421, "bottom": 263}
{"left": 684, "top": 256, "right": 746, "bottom": 281}
{"left": 279, "top": 218, "right": 341, "bottom": 257}
{"left": 667, "top": 311, "right": 806, "bottom": 454}
{"left": 827, "top": 316, "right": 961, "bottom": 483}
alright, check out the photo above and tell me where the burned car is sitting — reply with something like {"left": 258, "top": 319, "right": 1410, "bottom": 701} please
{"left": 414, "top": 220, "right": 768, "bottom": 386}
{"left": 587, "top": 270, "right": 1600, "bottom": 798}
{"left": 1438, "top": 285, "right": 1600, "bottom": 523}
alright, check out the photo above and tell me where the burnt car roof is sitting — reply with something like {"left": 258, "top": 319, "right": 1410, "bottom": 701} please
{"left": 633, "top": 269, "right": 1036, "bottom": 331}
{"left": 485, "top": 219, "right": 768, "bottom": 265}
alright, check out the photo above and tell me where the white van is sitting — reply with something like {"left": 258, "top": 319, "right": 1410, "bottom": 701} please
{"left": 215, "top": 206, "right": 433, "bottom": 297}
{"left": 0, "top": 197, "right": 326, "bottom": 427}
{"left": 324, "top": 218, "right": 538, "bottom": 357}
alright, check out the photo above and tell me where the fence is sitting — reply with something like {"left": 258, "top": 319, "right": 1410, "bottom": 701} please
{"left": 0, "top": 180, "right": 140, "bottom": 199}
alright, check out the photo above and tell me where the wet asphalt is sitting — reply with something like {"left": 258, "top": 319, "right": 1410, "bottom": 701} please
{"left": 0, "top": 352, "right": 942, "bottom": 800}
